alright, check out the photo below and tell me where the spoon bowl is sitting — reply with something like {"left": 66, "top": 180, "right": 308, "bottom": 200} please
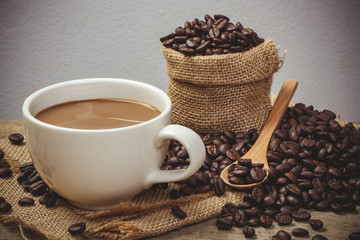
{"left": 220, "top": 80, "right": 298, "bottom": 189}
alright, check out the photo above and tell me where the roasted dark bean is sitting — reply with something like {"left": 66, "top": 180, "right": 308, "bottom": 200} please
{"left": 259, "top": 214, "right": 273, "bottom": 228}
{"left": 0, "top": 149, "right": 4, "bottom": 161}
{"left": 0, "top": 201, "right": 12, "bottom": 213}
{"left": 291, "top": 210, "right": 311, "bottom": 221}
{"left": 0, "top": 167, "right": 12, "bottom": 178}
{"left": 68, "top": 222, "right": 86, "bottom": 236}
{"left": 292, "top": 228, "right": 309, "bottom": 237}
{"left": 276, "top": 230, "right": 292, "bottom": 240}
{"left": 309, "top": 219, "right": 323, "bottom": 230}
{"left": 169, "top": 189, "right": 181, "bottom": 199}
{"left": 171, "top": 206, "right": 187, "bottom": 219}
{"left": 216, "top": 217, "right": 233, "bottom": 230}
{"left": 312, "top": 234, "right": 328, "bottom": 240}
{"left": 243, "top": 226, "right": 255, "bottom": 238}
{"left": 349, "top": 232, "right": 360, "bottom": 240}
{"left": 275, "top": 213, "right": 292, "bottom": 225}
{"left": 8, "top": 133, "right": 24, "bottom": 145}
{"left": 18, "top": 197, "right": 35, "bottom": 206}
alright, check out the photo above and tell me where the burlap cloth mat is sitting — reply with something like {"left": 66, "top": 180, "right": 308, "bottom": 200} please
{"left": 0, "top": 136, "right": 244, "bottom": 239}
{"left": 1, "top": 95, "right": 357, "bottom": 240}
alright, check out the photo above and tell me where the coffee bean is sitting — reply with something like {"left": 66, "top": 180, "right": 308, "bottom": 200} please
{"left": 0, "top": 197, "right": 5, "bottom": 203}
{"left": 0, "top": 201, "right": 12, "bottom": 213}
{"left": 276, "top": 230, "right": 292, "bottom": 240}
{"left": 39, "top": 189, "right": 57, "bottom": 207}
{"left": 29, "top": 181, "right": 47, "bottom": 196}
{"left": 0, "top": 167, "right": 12, "bottom": 178}
{"left": 169, "top": 189, "right": 181, "bottom": 199}
{"left": 68, "top": 222, "right": 86, "bottom": 236}
{"left": 250, "top": 167, "right": 266, "bottom": 182}
{"left": 259, "top": 214, "right": 273, "bottom": 228}
{"left": 0, "top": 149, "right": 4, "bottom": 161}
{"left": 291, "top": 210, "right": 311, "bottom": 221}
{"left": 8, "top": 133, "right": 24, "bottom": 145}
{"left": 315, "top": 200, "right": 330, "bottom": 211}
{"left": 251, "top": 187, "right": 265, "bottom": 203}
{"left": 312, "top": 234, "right": 328, "bottom": 240}
{"left": 19, "top": 162, "right": 34, "bottom": 172}
{"left": 171, "top": 206, "right": 187, "bottom": 219}
{"left": 0, "top": 161, "right": 10, "bottom": 168}
{"left": 213, "top": 177, "right": 225, "bottom": 196}
{"left": 243, "top": 226, "right": 255, "bottom": 238}
{"left": 280, "top": 205, "right": 295, "bottom": 215}
{"left": 292, "top": 228, "right": 309, "bottom": 237}
{"left": 275, "top": 213, "right": 292, "bottom": 225}
{"left": 233, "top": 210, "right": 247, "bottom": 227}
{"left": 349, "top": 232, "right": 360, "bottom": 240}
{"left": 18, "top": 197, "right": 35, "bottom": 206}
{"left": 216, "top": 217, "right": 233, "bottom": 230}
{"left": 286, "top": 184, "right": 302, "bottom": 196}
{"left": 309, "top": 219, "right": 323, "bottom": 230}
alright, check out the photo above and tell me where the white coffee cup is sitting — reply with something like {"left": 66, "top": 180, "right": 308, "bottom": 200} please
{"left": 22, "top": 78, "right": 205, "bottom": 210}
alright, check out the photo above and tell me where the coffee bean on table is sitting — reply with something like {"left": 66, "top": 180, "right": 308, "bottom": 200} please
{"left": 171, "top": 206, "right": 187, "bottom": 219}
{"left": 0, "top": 149, "right": 4, "bottom": 161}
{"left": 291, "top": 210, "right": 311, "bottom": 221}
{"left": 18, "top": 197, "right": 35, "bottom": 206}
{"left": 349, "top": 232, "right": 360, "bottom": 240}
{"left": 0, "top": 197, "right": 5, "bottom": 203}
{"left": 312, "top": 234, "right": 328, "bottom": 240}
{"left": 68, "top": 222, "right": 86, "bottom": 236}
{"left": 309, "top": 219, "right": 323, "bottom": 230}
{"left": 216, "top": 217, "right": 233, "bottom": 230}
{"left": 0, "top": 201, "right": 12, "bottom": 213}
{"left": 292, "top": 228, "right": 309, "bottom": 237}
{"left": 276, "top": 230, "right": 292, "bottom": 240}
{"left": 275, "top": 213, "right": 293, "bottom": 225}
{"left": 259, "top": 214, "right": 273, "bottom": 228}
{"left": 243, "top": 226, "right": 255, "bottom": 238}
{"left": 8, "top": 133, "right": 24, "bottom": 145}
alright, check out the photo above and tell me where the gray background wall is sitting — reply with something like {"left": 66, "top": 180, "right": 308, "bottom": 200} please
{"left": 1, "top": 0, "right": 359, "bottom": 122}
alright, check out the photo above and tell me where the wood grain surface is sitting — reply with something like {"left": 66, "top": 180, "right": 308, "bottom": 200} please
{"left": 0, "top": 120, "right": 359, "bottom": 240}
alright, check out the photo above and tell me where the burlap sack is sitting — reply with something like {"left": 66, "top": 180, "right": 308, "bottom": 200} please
{"left": 163, "top": 38, "right": 283, "bottom": 134}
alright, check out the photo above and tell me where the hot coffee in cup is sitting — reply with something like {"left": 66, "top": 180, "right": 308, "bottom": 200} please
{"left": 22, "top": 78, "right": 206, "bottom": 209}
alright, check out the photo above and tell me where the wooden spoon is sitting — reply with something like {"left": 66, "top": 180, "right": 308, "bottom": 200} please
{"left": 220, "top": 80, "right": 298, "bottom": 189}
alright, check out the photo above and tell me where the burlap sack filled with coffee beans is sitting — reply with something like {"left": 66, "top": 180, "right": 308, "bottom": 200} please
{"left": 163, "top": 38, "right": 283, "bottom": 134}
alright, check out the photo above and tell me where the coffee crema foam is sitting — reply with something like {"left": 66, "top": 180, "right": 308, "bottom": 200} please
{"left": 35, "top": 98, "right": 161, "bottom": 130}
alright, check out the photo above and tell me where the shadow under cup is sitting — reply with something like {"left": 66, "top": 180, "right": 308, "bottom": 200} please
{"left": 22, "top": 78, "right": 173, "bottom": 209}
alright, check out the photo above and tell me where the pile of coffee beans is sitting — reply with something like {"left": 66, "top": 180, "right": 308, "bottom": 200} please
{"left": 228, "top": 158, "right": 266, "bottom": 184}
{"left": 17, "top": 161, "right": 58, "bottom": 207}
{"left": 160, "top": 14, "right": 264, "bottom": 56}
{"left": 162, "top": 102, "right": 360, "bottom": 239}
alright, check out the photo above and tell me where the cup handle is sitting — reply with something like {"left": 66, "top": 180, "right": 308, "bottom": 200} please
{"left": 145, "top": 124, "right": 206, "bottom": 188}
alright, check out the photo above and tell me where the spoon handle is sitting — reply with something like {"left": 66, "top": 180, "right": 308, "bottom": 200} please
{"left": 255, "top": 80, "right": 298, "bottom": 153}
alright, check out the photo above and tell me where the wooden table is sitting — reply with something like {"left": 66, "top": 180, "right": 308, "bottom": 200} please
{"left": 1, "top": 120, "right": 359, "bottom": 240}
